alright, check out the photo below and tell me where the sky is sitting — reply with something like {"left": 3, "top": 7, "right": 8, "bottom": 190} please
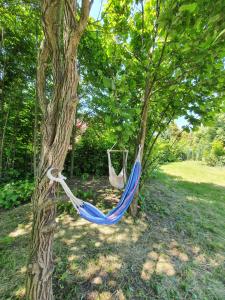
{"left": 89, "top": 1, "right": 188, "bottom": 129}
{"left": 90, "top": 0, "right": 106, "bottom": 19}
{"left": 175, "top": 116, "right": 188, "bottom": 128}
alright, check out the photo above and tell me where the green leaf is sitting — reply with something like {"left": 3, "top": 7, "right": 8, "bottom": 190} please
{"left": 103, "top": 77, "right": 112, "bottom": 89}
{"left": 213, "top": 28, "right": 225, "bottom": 44}
{"left": 180, "top": 3, "right": 197, "bottom": 13}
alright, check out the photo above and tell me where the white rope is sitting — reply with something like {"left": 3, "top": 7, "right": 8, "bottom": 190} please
{"left": 47, "top": 168, "right": 84, "bottom": 212}
{"left": 110, "top": 142, "right": 117, "bottom": 150}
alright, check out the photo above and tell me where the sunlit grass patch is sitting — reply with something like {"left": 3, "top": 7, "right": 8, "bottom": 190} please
{"left": 161, "top": 160, "right": 225, "bottom": 187}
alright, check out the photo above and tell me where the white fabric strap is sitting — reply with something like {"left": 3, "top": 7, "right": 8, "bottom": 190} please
{"left": 107, "top": 150, "right": 112, "bottom": 168}
{"left": 47, "top": 168, "right": 84, "bottom": 212}
{"left": 136, "top": 145, "right": 142, "bottom": 163}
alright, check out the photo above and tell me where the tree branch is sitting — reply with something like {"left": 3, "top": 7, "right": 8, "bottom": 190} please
{"left": 65, "top": 0, "right": 77, "bottom": 27}
{"left": 142, "top": 110, "right": 176, "bottom": 174}
{"left": 37, "top": 39, "right": 49, "bottom": 115}
{"left": 78, "top": 0, "right": 93, "bottom": 35}
{"left": 140, "top": 128, "right": 184, "bottom": 189}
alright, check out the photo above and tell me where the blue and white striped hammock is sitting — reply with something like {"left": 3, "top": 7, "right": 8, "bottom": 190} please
{"left": 47, "top": 147, "right": 141, "bottom": 225}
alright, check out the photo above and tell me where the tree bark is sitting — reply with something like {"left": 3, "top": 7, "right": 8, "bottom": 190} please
{"left": 25, "top": 1, "right": 92, "bottom": 299}
{"left": 0, "top": 27, "right": 6, "bottom": 179}
{"left": 33, "top": 77, "right": 39, "bottom": 177}
{"left": 0, "top": 107, "right": 9, "bottom": 178}
{"left": 130, "top": 4, "right": 169, "bottom": 217}
{"left": 33, "top": 24, "right": 39, "bottom": 178}
{"left": 130, "top": 80, "right": 151, "bottom": 217}
{"left": 69, "top": 108, "right": 78, "bottom": 178}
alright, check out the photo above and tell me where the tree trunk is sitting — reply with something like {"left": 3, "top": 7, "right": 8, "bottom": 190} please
{"left": 7, "top": 116, "right": 18, "bottom": 170}
{"left": 33, "top": 88, "right": 38, "bottom": 177}
{"left": 130, "top": 8, "right": 169, "bottom": 217}
{"left": 33, "top": 30, "right": 39, "bottom": 177}
{"left": 0, "top": 107, "right": 9, "bottom": 178}
{"left": 25, "top": 1, "right": 92, "bottom": 299}
{"left": 0, "top": 27, "right": 7, "bottom": 179}
{"left": 130, "top": 81, "right": 151, "bottom": 217}
{"left": 69, "top": 109, "right": 78, "bottom": 178}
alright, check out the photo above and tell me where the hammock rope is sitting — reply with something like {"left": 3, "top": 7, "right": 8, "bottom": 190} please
{"left": 47, "top": 145, "right": 142, "bottom": 225}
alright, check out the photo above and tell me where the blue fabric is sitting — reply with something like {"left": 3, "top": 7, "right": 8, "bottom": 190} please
{"left": 78, "top": 161, "right": 141, "bottom": 225}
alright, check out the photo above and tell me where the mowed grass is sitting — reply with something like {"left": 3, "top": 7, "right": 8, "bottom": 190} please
{"left": 0, "top": 161, "right": 224, "bottom": 300}
{"left": 161, "top": 160, "right": 225, "bottom": 187}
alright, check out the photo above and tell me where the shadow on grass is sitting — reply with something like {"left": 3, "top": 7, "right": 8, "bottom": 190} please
{"left": 0, "top": 170, "right": 225, "bottom": 300}
{"left": 51, "top": 170, "right": 225, "bottom": 299}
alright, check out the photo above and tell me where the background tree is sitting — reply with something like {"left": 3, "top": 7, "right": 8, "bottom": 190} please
{"left": 76, "top": 0, "right": 225, "bottom": 215}
{"left": 176, "top": 113, "right": 225, "bottom": 166}
{"left": 1, "top": 0, "right": 224, "bottom": 190}
{"left": 0, "top": 1, "right": 40, "bottom": 180}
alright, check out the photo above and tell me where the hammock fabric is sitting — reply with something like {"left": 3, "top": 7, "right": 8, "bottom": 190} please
{"left": 79, "top": 159, "right": 141, "bottom": 225}
{"left": 47, "top": 147, "right": 141, "bottom": 226}
{"left": 107, "top": 149, "right": 128, "bottom": 189}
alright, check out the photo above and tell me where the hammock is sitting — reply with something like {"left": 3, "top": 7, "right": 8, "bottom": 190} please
{"left": 107, "top": 149, "right": 128, "bottom": 189}
{"left": 47, "top": 146, "right": 142, "bottom": 225}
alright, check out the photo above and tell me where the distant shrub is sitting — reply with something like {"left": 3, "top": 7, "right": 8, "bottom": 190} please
{"left": 68, "top": 139, "right": 109, "bottom": 176}
{"left": 156, "top": 142, "right": 185, "bottom": 164}
{"left": 66, "top": 128, "right": 128, "bottom": 176}
{"left": 0, "top": 168, "right": 33, "bottom": 185}
{"left": 203, "top": 140, "right": 225, "bottom": 166}
{"left": 211, "top": 140, "right": 224, "bottom": 157}
{"left": 205, "top": 153, "right": 225, "bottom": 167}
{"left": 0, "top": 180, "right": 34, "bottom": 209}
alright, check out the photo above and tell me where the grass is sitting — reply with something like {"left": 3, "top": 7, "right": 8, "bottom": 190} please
{"left": 161, "top": 160, "right": 225, "bottom": 187}
{"left": 0, "top": 161, "right": 224, "bottom": 299}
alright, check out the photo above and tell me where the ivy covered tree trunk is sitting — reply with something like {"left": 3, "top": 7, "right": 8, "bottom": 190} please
{"left": 25, "top": 1, "right": 92, "bottom": 299}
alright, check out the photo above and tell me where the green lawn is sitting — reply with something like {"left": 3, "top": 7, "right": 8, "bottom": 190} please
{"left": 0, "top": 161, "right": 224, "bottom": 299}
{"left": 161, "top": 160, "right": 225, "bottom": 187}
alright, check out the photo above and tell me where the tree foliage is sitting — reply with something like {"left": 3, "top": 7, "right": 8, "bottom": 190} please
{"left": 78, "top": 0, "right": 225, "bottom": 175}
{"left": 0, "top": 0, "right": 41, "bottom": 180}
{"left": 153, "top": 113, "right": 225, "bottom": 168}
{"left": 0, "top": 0, "right": 224, "bottom": 182}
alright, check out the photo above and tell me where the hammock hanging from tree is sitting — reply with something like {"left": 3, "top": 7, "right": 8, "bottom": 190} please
{"left": 107, "top": 148, "right": 128, "bottom": 189}
{"left": 47, "top": 146, "right": 142, "bottom": 225}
